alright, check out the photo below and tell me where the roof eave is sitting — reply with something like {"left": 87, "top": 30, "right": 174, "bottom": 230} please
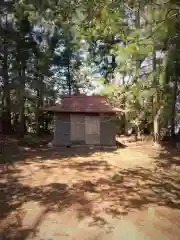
{"left": 41, "top": 110, "right": 122, "bottom": 114}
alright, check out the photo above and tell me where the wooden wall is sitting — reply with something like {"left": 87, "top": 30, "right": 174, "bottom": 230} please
{"left": 70, "top": 114, "right": 85, "bottom": 144}
{"left": 100, "top": 113, "right": 116, "bottom": 146}
{"left": 53, "top": 113, "right": 70, "bottom": 146}
{"left": 53, "top": 112, "right": 116, "bottom": 146}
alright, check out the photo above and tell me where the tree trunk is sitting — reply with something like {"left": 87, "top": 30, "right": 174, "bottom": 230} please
{"left": 36, "top": 90, "right": 40, "bottom": 135}
{"left": 152, "top": 45, "right": 161, "bottom": 143}
{"left": 44, "top": 118, "right": 49, "bottom": 132}
{"left": 19, "top": 66, "right": 26, "bottom": 137}
{"left": 153, "top": 113, "right": 159, "bottom": 142}
{"left": 35, "top": 88, "right": 43, "bottom": 136}
{"left": 135, "top": 5, "right": 140, "bottom": 83}
{"left": 170, "top": 40, "right": 178, "bottom": 136}
{"left": 35, "top": 71, "right": 44, "bottom": 136}
{"left": 171, "top": 77, "right": 178, "bottom": 136}
{"left": 12, "top": 113, "right": 19, "bottom": 132}
{"left": 2, "top": 33, "right": 12, "bottom": 134}
{"left": 66, "top": 38, "right": 71, "bottom": 95}
{"left": 121, "top": 73, "right": 126, "bottom": 134}
{"left": 134, "top": 125, "right": 141, "bottom": 141}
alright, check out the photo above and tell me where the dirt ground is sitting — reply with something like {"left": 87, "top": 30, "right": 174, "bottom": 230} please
{"left": 1, "top": 140, "right": 180, "bottom": 240}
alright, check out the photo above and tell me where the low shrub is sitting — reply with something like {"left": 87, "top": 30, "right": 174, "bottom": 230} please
{"left": 19, "top": 134, "right": 41, "bottom": 146}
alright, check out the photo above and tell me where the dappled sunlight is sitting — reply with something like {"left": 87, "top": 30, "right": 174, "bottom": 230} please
{"left": 1, "top": 143, "right": 180, "bottom": 239}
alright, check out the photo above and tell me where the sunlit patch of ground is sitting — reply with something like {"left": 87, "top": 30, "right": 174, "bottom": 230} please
{"left": 1, "top": 142, "right": 180, "bottom": 239}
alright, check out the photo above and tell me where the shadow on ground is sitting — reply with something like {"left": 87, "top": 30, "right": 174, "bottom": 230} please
{"left": 155, "top": 143, "right": 180, "bottom": 169}
{"left": 0, "top": 138, "right": 127, "bottom": 165}
{"left": 0, "top": 143, "right": 180, "bottom": 239}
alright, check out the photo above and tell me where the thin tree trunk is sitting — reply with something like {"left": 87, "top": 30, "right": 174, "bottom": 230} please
{"left": 148, "top": 4, "right": 161, "bottom": 143}
{"left": 171, "top": 77, "right": 178, "bottom": 136}
{"left": 135, "top": 5, "right": 140, "bottom": 83}
{"left": 170, "top": 29, "right": 179, "bottom": 136}
{"left": 36, "top": 89, "right": 41, "bottom": 135}
{"left": 66, "top": 38, "right": 71, "bottom": 95}
{"left": 12, "top": 113, "right": 19, "bottom": 133}
{"left": 34, "top": 57, "right": 41, "bottom": 136}
{"left": 2, "top": 23, "right": 12, "bottom": 134}
{"left": 35, "top": 85, "right": 43, "bottom": 136}
{"left": 35, "top": 52, "right": 43, "bottom": 136}
{"left": 121, "top": 72, "right": 126, "bottom": 134}
{"left": 152, "top": 45, "right": 161, "bottom": 143}
{"left": 44, "top": 118, "right": 49, "bottom": 132}
{"left": 19, "top": 66, "right": 26, "bottom": 137}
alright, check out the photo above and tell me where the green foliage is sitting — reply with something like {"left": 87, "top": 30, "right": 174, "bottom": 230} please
{"left": 1, "top": 0, "right": 180, "bottom": 140}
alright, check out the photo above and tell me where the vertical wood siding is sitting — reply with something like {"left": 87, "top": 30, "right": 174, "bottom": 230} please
{"left": 53, "top": 113, "right": 116, "bottom": 146}
{"left": 100, "top": 113, "right": 116, "bottom": 146}
{"left": 85, "top": 115, "right": 100, "bottom": 145}
{"left": 53, "top": 113, "right": 70, "bottom": 146}
{"left": 70, "top": 114, "right": 85, "bottom": 144}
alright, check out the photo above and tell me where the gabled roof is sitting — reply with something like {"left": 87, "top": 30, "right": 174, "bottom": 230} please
{"left": 42, "top": 95, "right": 121, "bottom": 113}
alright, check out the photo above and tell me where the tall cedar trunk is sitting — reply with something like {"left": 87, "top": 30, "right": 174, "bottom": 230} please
{"left": 35, "top": 55, "right": 43, "bottom": 135}
{"left": 67, "top": 61, "right": 71, "bottom": 95}
{"left": 135, "top": 5, "right": 140, "bottom": 83}
{"left": 17, "top": 15, "right": 31, "bottom": 136}
{"left": 36, "top": 89, "right": 41, "bottom": 135}
{"left": 12, "top": 113, "right": 19, "bottom": 132}
{"left": 134, "top": 5, "right": 140, "bottom": 140}
{"left": 121, "top": 72, "right": 126, "bottom": 134}
{"left": 19, "top": 66, "right": 26, "bottom": 137}
{"left": 44, "top": 118, "right": 49, "bottom": 132}
{"left": 149, "top": 5, "right": 161, "bottom": 143}
{"left": 170, "top": 23, "right": 179, "bottom": 136}
{"left": 152, "top": 45, "right": 160, "bottom": 143}
{"left": 171, "top": 77, "right": 178, "bottom": 136}
{"left": 2, "top": 21, "right": 12, "bottom": 134}
{"left": 66, "top": 38, "right": 71, "bottom": 95}
{"left": 35, "top": 83, "right": 43, "bottom": 136}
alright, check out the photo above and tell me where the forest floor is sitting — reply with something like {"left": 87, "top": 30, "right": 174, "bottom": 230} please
{"left": 1, "top": 138, "right": 180, "bottom": 239}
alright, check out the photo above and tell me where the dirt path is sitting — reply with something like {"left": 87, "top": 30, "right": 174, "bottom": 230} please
{"left": 1, "top": 143, "right": 180, "bottom": 239}
{"left": 22, "top": 205, "right": 180, "bottom": 240}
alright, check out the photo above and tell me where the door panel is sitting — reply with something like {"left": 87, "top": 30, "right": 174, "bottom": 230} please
{"left": 54, "top": 119, "right": 70, "bottom": 145}
{"left": 70, "top": 114, "right": 85, "bottom": 142}
{"left": 53, "top": 114, "right": 70, "bottom": 145}
{"left": 85, "top": 116, "right": 100, "bottom": 145}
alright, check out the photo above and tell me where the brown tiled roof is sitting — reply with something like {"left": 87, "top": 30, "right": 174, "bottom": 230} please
{"left": 42, "top": 95, "right": 121, "bottom": 113}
